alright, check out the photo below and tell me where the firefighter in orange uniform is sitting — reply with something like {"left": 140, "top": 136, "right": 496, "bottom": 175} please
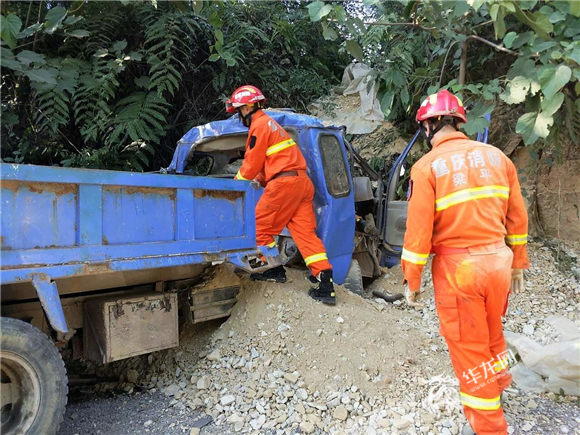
{"left": 401, "top": 90, "right": 529, "bottom": 435}
{"left": 226, "top": 85, "right": 335, "bottom": 305}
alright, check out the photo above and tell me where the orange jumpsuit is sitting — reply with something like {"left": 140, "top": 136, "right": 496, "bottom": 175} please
{"left": 402, "top": 132, "right": 529, "bottom": 435}
{"left": 234, "top": 110, "right": 332, "bottom": 276}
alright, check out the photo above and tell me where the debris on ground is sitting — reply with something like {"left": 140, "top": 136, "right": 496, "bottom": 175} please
{"left": 70, "top": 244, "right": 579, "bottom": 435}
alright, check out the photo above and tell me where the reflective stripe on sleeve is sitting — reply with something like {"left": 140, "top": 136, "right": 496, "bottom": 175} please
{"left": 235, "top": 170, "right": 249, "bottom": 181}
{"left": 460, "top": 392, "right": 501, "bottom": 411}
{"left": 435, "top": 185, "right": 510, "bottom": 212}
{"left": 493, "top": 356, "right": 510, "bottom": 372}
{"left": 266, "top": 138, "right": 296, "bottom": 156}
{"left": 506, "top": 233, "right": 527, "bottom": 245}
{"left": 267, "top": 241, "right": 277, "bottom": 248}
{"left": 304, "top": 252, "right": 328, "bottom": 266}
{"left": 401, "top": 248, "right": 429, "bottom": 265}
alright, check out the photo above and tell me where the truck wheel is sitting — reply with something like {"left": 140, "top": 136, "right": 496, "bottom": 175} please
{"left": 1, "top": 317, "right": 68, "bottom": 435}
{"left": 343, "top": 259, "right": 364, "bottom": 295}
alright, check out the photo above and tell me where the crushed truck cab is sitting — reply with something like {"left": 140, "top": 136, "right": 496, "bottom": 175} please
{"left": 167, "top": 110, "right": 416, "bottom": 291}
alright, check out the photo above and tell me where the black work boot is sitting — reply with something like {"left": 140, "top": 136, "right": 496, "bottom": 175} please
{"left": 308, "top": 270, "right": 336, "bottom": 305}
{"left": 250, "top": 265, "right": 287, "bottom": 283}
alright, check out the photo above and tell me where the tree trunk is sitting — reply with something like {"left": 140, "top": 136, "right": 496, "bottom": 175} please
{"left": 458, "top": 40, "right": 469, "bottom": 85}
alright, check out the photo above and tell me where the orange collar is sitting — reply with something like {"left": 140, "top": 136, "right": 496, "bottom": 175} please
{"left": 252, "top": 109, "right": 266, "bottom": 121}
{"left": 431, "top": 131, "right": 469, "bottom": 149}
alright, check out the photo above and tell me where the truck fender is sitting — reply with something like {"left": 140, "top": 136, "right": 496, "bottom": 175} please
{"left": 31, "top": 274, "right": 69, "bottom": 334}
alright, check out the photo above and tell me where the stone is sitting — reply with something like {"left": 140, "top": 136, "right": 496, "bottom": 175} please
{"left": 283, "top": 372, "right": 299, "bottom": 384}
{"left": 190, "top": 429, "right": 200, "bottom": 435}
{"left": 378, "top": 418, "right": 390, "bottom": 428}
{"left": 296, "top": 388, "right": 308, "bottom": 401}
{"left": 207, "top": 349, "right": 221, "bottom": 361}
{"left": 197, "top": 376, "right": 211, "bottom": 390}
{"left": 299, "top": 421, "right": 315, "bottom": 434}
{"left": 333, "top": 405, "right": 348, "bottom": 421}
{"left": 220, "top": 394, "right": 236, "bottom": 406}
{"left": 144, "top": 420, "right": 153, "bottom": 427}
{"left": 393, "top": 418, "right": 411, "bottom": 429}
{"left": 164, "top": 384, "right": 179, "bottom": 397}
{"left": 227, "top": 414, "right": 245, "bottom": 424}
{"left": 127, "top": 369, "right": 139, "bottom": 384}
{"left": 250, "top": 415, "right": 266, "bottom": 430}
{"left": 251, "top": 348, "right": 259, "bottom": 359}
{"left": 523, "top": 325, "right": 534, "bottom": 335}
{"left": 526, "top": 399, "right": 537, "bottom": 409}
{"left": 316, "top": 329, "right": 323, "bottom": 336}
{"left": 522, "top": 423, "right": 533, "bottom": 432}
{"left": 336, "top": 317, "right": 345, "bottom": 324}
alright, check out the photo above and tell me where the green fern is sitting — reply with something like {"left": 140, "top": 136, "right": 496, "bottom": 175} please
{"left": 33, "top": 88, "right": 71, "bottom": 134}
{"left": 107, "top": 92, "right": 170, "bottom": 146}
{"left": 84, "top": 8, "right": 125, "bottom": 56}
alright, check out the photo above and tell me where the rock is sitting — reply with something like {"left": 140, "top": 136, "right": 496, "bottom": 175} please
{"left": 147, "top": 354, "right": 153, "bottom": 365}
{"left": 523, "top": 325, "right": 534, "bottom": 335}
{"left": 336, "top": 316, "right": 345, "bottom": 324}
{"left": 316, "top": 329, "right": 323, "bottom": 336}
{"left": 393, "top": 418, "right": 411, "bottom": 430}
{"left": 197, "top": 376, "right": 211, "bottom": 390}
{"left": 299, "top": 421, "right": 315, "bottom": 434}
{"left": 333, "top": 405, "right": 348, "bottom": 421}
{"left": 227, "top": 414, "right": 245, "bottom": 424}
{"left": 378, "top": 418, "right": 390, "bottom": 428}
{"left": 190, "top": 429, "right": 200, "bottom": 435}
{"left": 251, "top": 348, "right": 259, "bottom": 359}
{"left": 164, "top": 384, "right": 180, "bottom": 397}
{"left": 250, "top": 415, "right": 266, "bottom": 430}
{"left": 144, "top": 420, "right": 153, "bottom": 427}
{"left": 522, "top": 423, "right": 533, "bottom": 432}
{"left": 207, "top": 349, "right": 221, "bottom": 361}
{"left": 220, "top": 394, "right": 236, "bottom": 406}
{"left": 283, "top": 372, "right": 299, "bottom": 384}
{"left": 296, "top": 388, "right": 308, "bottom": 401}
{"left": 126, "top": 369, "right": 139, "bottom": 384}
{"left": 526, "top": 399, "right": 537, "bottom": 409}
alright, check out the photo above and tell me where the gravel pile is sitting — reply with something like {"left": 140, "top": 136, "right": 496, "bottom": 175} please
{"left": 84, "top": 244, "right": 579, "bottom": 434}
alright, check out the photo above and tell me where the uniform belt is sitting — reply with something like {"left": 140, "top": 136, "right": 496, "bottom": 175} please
{"left": 432, "top": 241, "right": 505, "bottom": 255}
{"left": 271, "top": 170, "right": 302, "bottom": 180}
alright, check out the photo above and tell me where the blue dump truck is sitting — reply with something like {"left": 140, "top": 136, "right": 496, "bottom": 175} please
{"left": 0, "top": 109, "right": 488, "bottom": 434}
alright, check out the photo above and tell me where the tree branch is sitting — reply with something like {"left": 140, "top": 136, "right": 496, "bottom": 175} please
{"left": 439, "top": 40, "right": 460, "bottom": 87}
{"left": 466, "top": 34, "right": 521, "bottom": 56}
{"left": 364, "top": 22, "right": 436, "bottom": 32}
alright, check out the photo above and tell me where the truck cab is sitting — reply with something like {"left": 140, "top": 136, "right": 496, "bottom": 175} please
{"left": 167, "top": 109, "right": 416, "bottom": 291}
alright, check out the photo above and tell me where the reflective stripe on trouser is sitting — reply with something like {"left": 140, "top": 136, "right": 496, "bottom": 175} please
{"left": 432, "top": 245, "right": 513, "bottom": 435}
{"left": 255, "top": 173, "right": 332, "bottom": 276}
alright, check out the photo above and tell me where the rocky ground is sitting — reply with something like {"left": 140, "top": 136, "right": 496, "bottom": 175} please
{"left": 59, "top": 243, "right": 579, "bottom": 435}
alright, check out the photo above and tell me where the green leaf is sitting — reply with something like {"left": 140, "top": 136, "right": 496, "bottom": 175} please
{"left": 192, "top": 1, "right": 204, "bottom": 14}
{"left": 209, "top": 10, "right": 222, "bottom": 28}
{"left": 5, "top": 14, "right": 22, "bottom": 38}
{"left": 467, "top": 0, "right": 486, "bottom": 11}
{"left": 208, "top": 53, "right": 220, "bottom": 62}
{"left": 503, "top": 32, "right": 517, "bottom": 49}
{"left": 570, "top": 0, "right": 580, "bottom": 17}
{"left": 453, "top": 0, "right": 469, "bottom": 17}
{"left": 548, "top": 10, "right": 566, "bottom": 23}
{"left": 94, "top": 48, "right": 108, "bottom": 58}
{"left": 1, "top": 15, "right": 18, "bottom": 48}
{"left": 308, "top": 1, "right": 333, "bottom": 22}
{"left": 128, "top": 51, "right": 143, "bottom": 61}
{"left": 25, "top": 68, "right": 58, "bottom": 85}
{"left": 215, "top": 29, "right": 224, "bottom": 46}
{"left": 111, "top": 40, "right": 128, "bottom": 52}
{"left": 501, "top": 76, "right": 531, "bottom": 104}
{"left": 16, "top": 50, "right": 46, "bottom": 66}
{"left": 516, "top": 111, "right": 553, "bottom": 144}
{"left": 64, "top": 16, "right": 83, "bottom": 25}
{"left": 44, "top": 6, "right": 67, "bottom": 34}
{"left": 345, "top": 40, "right": 364, "bottom": 62}
{"left": 463, "top": 113, "right": 490, "bottom": 136}
{"left": 18, "top": 22, "right": 42, "bottom": 39}
{"left": 66, "top": 29, "right": 89, "bottom": 39}
{"left": 539, "top": 65, "right": 572, "bottom": 99}
{"left": 0, "top": 48, "right": 21, "bottom": 70}
{"left": 380, "top": 91, "right": 394, "bottom": 117}
{"left": 392, "top": 71, "right": 405, "bottom": 87}
{"left": 541, "top": 93, "right": 564, "bottom": 116}
{"left": 322, "top": 23, "right": 338, "bottom": 41}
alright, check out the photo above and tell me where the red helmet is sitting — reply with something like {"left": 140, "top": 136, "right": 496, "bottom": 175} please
{"left": 225, "top": 85, "right": 267, "bottom": 114}
{"left": 416, "top": 89, "right": 467, "bottom": 124}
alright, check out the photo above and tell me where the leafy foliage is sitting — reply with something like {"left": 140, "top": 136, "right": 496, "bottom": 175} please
{"left": 310, "top": 0, "right": 580, "bottom": 148}
{"left": 1, "top": 1, "right": 346, "bottom": 170}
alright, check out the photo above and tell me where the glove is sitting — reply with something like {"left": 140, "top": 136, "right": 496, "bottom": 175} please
{"left": 405, "top": 285, "right": 425, "bottom": 308}
{"left": 250, "top": 180, "right": 262, "bottom": 189}
{"left": 510, "top": 269, "right": 525, "bottom": 294}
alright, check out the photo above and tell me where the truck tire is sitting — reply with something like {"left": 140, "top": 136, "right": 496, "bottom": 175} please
{"left": 0, "top": 317, "right": 68, "bottom": 435}
{"left": 343, "top": 259, "right": 364, "bottom": 295}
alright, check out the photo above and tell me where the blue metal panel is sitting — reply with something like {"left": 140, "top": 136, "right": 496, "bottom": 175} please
{"left": 193, "top": 190, "right": 245, "bottom": 240}
{"left": 175, "top": 188, "right": 195, "bottom": 240}
{"left": 1, "top": 181, "right": 77, "bottom": 250}
{"left": 77, "top": 185, "right": 102, "bottom": 245}
{"left": 102, "top": 186, "right": 176, "bottom": 245}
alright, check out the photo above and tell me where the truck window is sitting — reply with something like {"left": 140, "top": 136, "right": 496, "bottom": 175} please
{"left": 319, "top": 134, "right": 351, "bottom": 198}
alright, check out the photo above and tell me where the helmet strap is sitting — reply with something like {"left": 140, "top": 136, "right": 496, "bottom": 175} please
{"left": 238, "top": 104, "right": 261, "bottom": 128}
{"left": 420, "top": 116, "right": 460, "bottom": 146}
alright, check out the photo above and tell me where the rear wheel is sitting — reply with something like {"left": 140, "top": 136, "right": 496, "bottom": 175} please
{"left": 343, "top": 259, "right": 364, "bottom": 295}
{"left": 1, "top": 317, "right": 68, "bottom": 435}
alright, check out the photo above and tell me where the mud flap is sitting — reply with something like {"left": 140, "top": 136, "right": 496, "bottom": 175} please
{"left": 31, "top": 274, "right": 68, "bottom": 334}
